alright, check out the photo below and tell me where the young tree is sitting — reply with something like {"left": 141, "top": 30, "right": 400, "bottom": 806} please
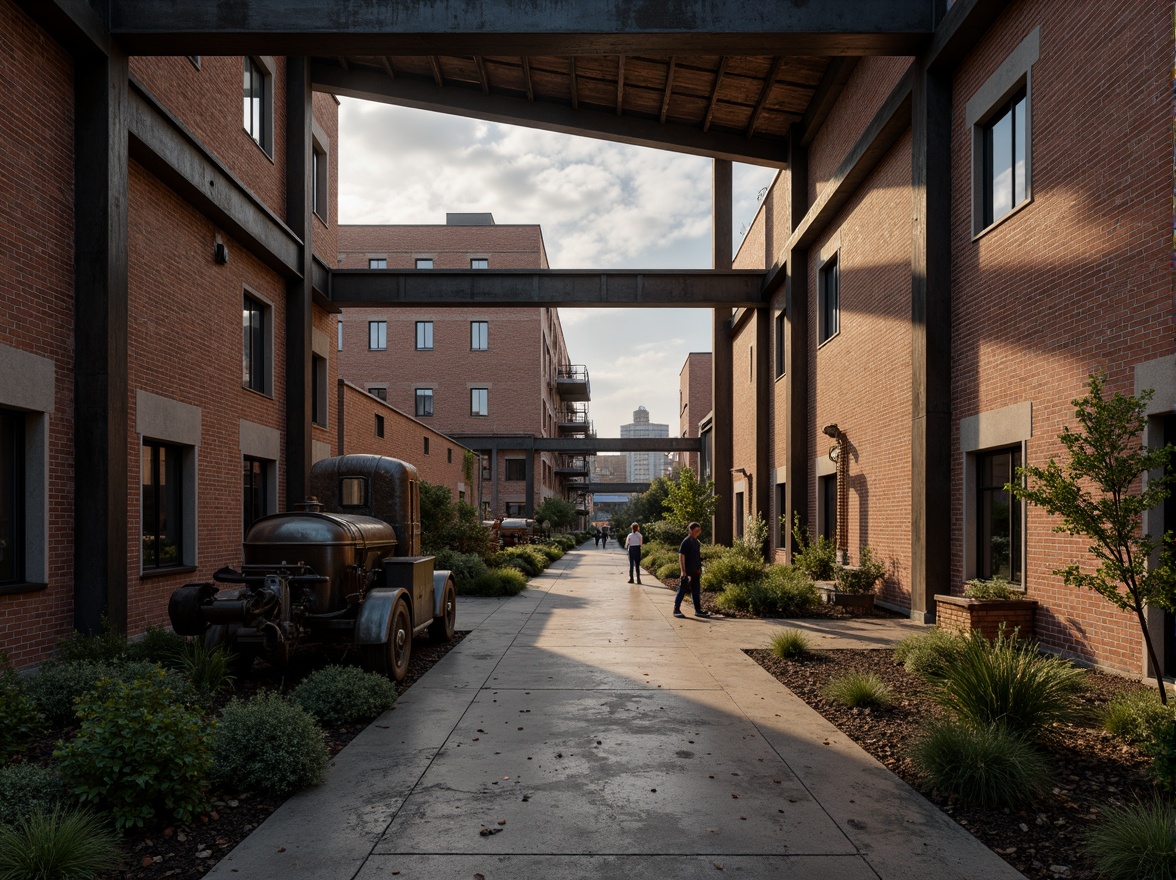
{"left": 663, "top": 467, "right": 718, "bottom": 535}
{"left": 534, "top": 496, "right": 577, "bottom": 530}
{"left": 1009, "top": 373, "right": 1176, "bottom": 703}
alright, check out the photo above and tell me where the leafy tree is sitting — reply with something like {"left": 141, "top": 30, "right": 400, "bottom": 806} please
{"left": 419, "top": 480, "right": 491, "bottom": 557}
{"left": 609, "top": 476, "right": 673, "bottom": 535}
{"left": 663, "top": 467, "right": 717, "bottom": 534}
{"left": 1009, "top": 373, "right": 1176, "bottom": 703}
{"left": 534, "top": 496, "right": 577, "bottom": 530}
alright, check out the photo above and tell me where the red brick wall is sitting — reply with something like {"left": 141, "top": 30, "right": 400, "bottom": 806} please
{"left": 0, "top": 0, "right": 76, "bottom": 668}
{"left": 338, "top": 224, "right": 549, "bottom": 269}
{"left": 949, "top": 0, "right": 1174, "bottom": 674}
{"left": 311, "top": 92, "right": 340, "bottom": 270}
{"left": 731, "top": 314, "right": 758, "bottom": 537}
{"left": 678, "top": 352, "right": 712, "bottom": 474}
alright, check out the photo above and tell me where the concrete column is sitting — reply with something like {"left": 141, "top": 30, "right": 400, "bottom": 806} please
{"left": 910, "top": 64, "right": 953, "bottom": 622}
{"left": 783, "top": 126, "right": 809, "bottom": 560}
{"left": 712, "top": 159, "right": 734, "bottom": 544}
{"left": 285, "top": 58, "right": 314, "bottom": 509}
{"left": 73, "top": 46, "right": 129, "bottom": 636}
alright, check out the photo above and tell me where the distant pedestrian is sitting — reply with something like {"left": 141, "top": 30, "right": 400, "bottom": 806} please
{"left": 625, "top": 523, "right": 644, "bottom": 584}
{"left": 673, "top": 522, "right": 708, "bottom": 618}
{"left": 601, "top": 525, "right": 610, "bottom": 549}
{"left": 594, "top": 527, "right": 601, "bottom": 547}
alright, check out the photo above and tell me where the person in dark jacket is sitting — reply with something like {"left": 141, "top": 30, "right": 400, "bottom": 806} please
{"left": 673, "top": 522, "right": 708, "bottom": 618}
{"left": 594, "top": 527, "right": 601, "bottom": 547}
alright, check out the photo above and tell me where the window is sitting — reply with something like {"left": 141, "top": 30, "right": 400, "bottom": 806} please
{"left": 423, "top": 437, "right": 430, "bottom": 455}
{"left": 242, "top": 56, "right": 272, "bottom": 154}
{"left": 447, "top": 448, "right": 452, "bottom": 463}
{"left": 775, "top": 311, "right": 786, "bottom": 378}
{"left": 242, "top": 293, "right": 271, "bottom": 394}
{"left": 369, "top": 321, "right": 387, "bottom": 350}
{"left": 471, "top": 258, "right": 489, "bottom": 269}
{"left": 368, "top": 258, "right": 387, "bottom": 269}
{"left": 375, "top": 414, "right": 385, "bottom": 438}
{"left": 340, "top": 477, "right": 366, "bottom": 507}
{"left": 981, "top": 90, "right": 1028, "bottom": 229}
{"left": 415, "top": 258, "right": 434, "bottom": 269}
{"left": 977, "top": 447, "right": 1022, "bottom": 581}
{"left": 368, "top": 386, "right": 387, "bottom": 401}
{"left": 142, "top": 441, "right": 183, "bottom": 570}
{"left": 749, "top": 344, "right": 754, "bottom": 381}
{"left": 505, "top": 502, "right": 525, "bottom": 517}
{"left": 415, "top": 388, "right": 433, "bottom": 417}
{"left": 505, "top": 459, "right": 526, "bottom": 482}
{"left": 471, "top": 387, "right": 488, "bottom": 416}
{"left": 481, "top": 454, "right": 491, "bottom": 480}
{"left": 0, "top": 411, "right": 24, "bottom": 585}
{"left": 311, "top": 355, "right": 327, "bottom": 427}
{"left": 416, "top": 321, "right": 433, "bottom": 350}
{"left": 819, "top": 475, "right": 837, "bottom": 540}
{"left": 818, "top": 256, "right": 839, "bottom": 345}
{"left": 337, "top": 321, "right": 343, "bottom": 351}
{"left": 471, "top": 321, "right": 488, "bottom": 351}
{"left": 735, "top": 493, "right": 745, "bottom": 540}
{"left": 243, "top": 456, "right": 269, "bottom": 535}
{"left": 312, "top": 140, "right": 328, "bottom": 222}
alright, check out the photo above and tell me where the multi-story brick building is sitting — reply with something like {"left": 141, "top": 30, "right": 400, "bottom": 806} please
{"left": 726, "top": 0, "right": 1174, "bottom": 679}
{"left": 677, "top": 353, "right": 713, "bottom": 476}
{"left": 336, "top": 216, "right": 590, "bottom": 518}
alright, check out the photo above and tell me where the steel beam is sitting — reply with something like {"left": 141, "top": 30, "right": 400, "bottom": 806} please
{"left": 310, "top": 63, "right": 789, "bottom": 167}
{"left": 108, "top": 0, "right": 933, "bottom": 56}
{"left": 567, "top": 483, "right": 652, "bottom": 494}
{"left": 330, "top": 269, "right": 766, "bottom": 309}
{"left": 453, "top": 436, "right": 702, "bottom": 453}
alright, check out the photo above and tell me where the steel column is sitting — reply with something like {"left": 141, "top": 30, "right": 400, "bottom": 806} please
{"left": 783, "top": 125, "right": 809, "bottom": 560}
{"left": 712, "top": 159, "right": 734, "bottom": 544}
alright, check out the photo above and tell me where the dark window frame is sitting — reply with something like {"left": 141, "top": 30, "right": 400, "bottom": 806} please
{"left": 774, "top": 310, "right": 786, "bottom": 378}
{"left": 243, "top": 456, "right": 269, "bottom": 536}
{"left": 976, "top": 446, "right": 1023, "bottom": 582}
{"left": 0, "top": 410, "right": 25, "bottom": 586}
{"left": 415, "top": 388, "right": 434, "bottom": 417}
{"left": 242, "top": 56, "right": 272, "bottom": 155}
{"left": 311, "top": 353, "right": 327, "bottom": 427}
{"left": 818, "top": 255, "right": 839, "bottom": 345}
{"left": 415, "top": 258, "right": 434, "bottom": 269}
{"left": 375, "top": 414, "right": 385, "bottom": 438}
{"left": 470, "top": 258, "right": 489, "bottom": 269}
{"left": 471, "top": 387, "right": 489, "bottom": 416}
{"left": 142, "top": 440, "right": 184, "bottom": 571}
{"left": 471, "top": 321, "right": 489, "bottom": 351}
{"left": 981, "top": 88, "right": 1028, "bottom": 229}
{"left": 369, "top": 320, "right": 387, "bottom": 350}
{"left": 416, "top": 321, "right": 434, "bottom": 351}
{"left": 243, "top": 293, "right": 268, "bottom": 394}
{"left": 505, "top": 459, "right": 526, "bottom": 482}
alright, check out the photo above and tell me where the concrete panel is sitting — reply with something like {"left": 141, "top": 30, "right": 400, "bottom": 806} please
{"left": 959, "top": 401, "right": 1032, "bottom": 453}
{"left": 0, "top": 345, "right": 55, "bottom": 413}
{"left": 239, "top": 419, "right": 281, "bottom": 461}
{"left": 1137, "top": 354, "right": 1176, "bottom": 415}
{"left": 136, "top": 390, "right": 201, "bottom": 445}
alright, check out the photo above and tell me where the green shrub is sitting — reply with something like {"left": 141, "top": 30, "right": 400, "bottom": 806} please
{"left": 789, "top": 513, "right": 837, "bottom": 581}
{"left": 54, "top": 624, "right": 126, "bottom": 665}
{"left": 493, "top": 547, "right": 545, "bottom": 576}
{"left": 1101, "top": 690, "right": 1176, "bottom": 744}
{"left": 291, "top": 665, "right": 396, "bottom": 726}
{"left": 700, "top": 543, "right": 730, "bottom": 562}
{"left": 1085, "top": 798, "right": 1176, "bottom": 880}
{"left": 893, "top": 629, "right": 968, "bottom": 680}
{"left": 176, "top": 640, "right": 235, "bottom": 698}
{"left": 640, "top": 540, "right": 671, "bottom": 561}
{"left": 0, "top": 660, "right": 44, "bottom": 761}
{"left": 910, "top": 719, "right": 1050, "bottom": 808}
{"left": 823, "top": 672, "right": 893, "bottom": 708}
{"left": 769, "top": 629, "right": 811, "bottom": 659}
{"left": 963, "top": 576, "right": 1016, "bottom": 600}
{"left": 644, "top": 550, "right": 677, "bottom": 572}
{"left": 716, "top": 567, "right": 820, "bottom": 617}
{"left": 1145, "top": 719, "right": 1176, "bottom": 793}
{"left": 29, "top": 661, "right": 124, "bottom": 727}
{"left": 732, "top": 512, "right": 769, "bottom": 562}
{"left": 700, "top": 554, "right": 766, "bottom": 592}
{"left": 0, "top": 807, "right": 122, "bottom": 880}
{"left": 126, "top": 625, "right": 185, "bottom": 666}
{"left": 0, "top": 764, "right": 66, "bottom": 828}
{"left": 642, "top": 521, "right": 682, "bottom": 546}
{"left": 461, "top": 568, "right": 528, "bottom": 597}
{"left": 834, "top": 546, "right": 885, "bottom": 594}
{"left": 433, "top": 550, "right": 490, "bottom": 586}
{"left": 535, "top": 543, "right": 563, "bottom": 562}
{"left": 933, "top": 630, "right": 1086, "bottom": 741}
{"left": 211, "top": 692, "right": 326, "bottom": 797}
{"left": 656, "top": 561, "right": 680, "bottom": 581}
{"left": 55, "top": 670, "right": 211, "bottom": 828}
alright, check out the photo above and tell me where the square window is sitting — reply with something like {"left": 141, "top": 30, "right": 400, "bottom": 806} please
{"left": 415, "top": 388, "right": 433, "bottom": 417}
{"left": 416, "top": 258, "right": 434, "bottom": 269}
{"left": 416, "top": 321, "right": 433, "bottom": 351}
{"left": 243, "top": 456, "right": 270, "bottom": 535}
{"left": 981, "top": 90, "right": 1028, "bottom": 229}
{"left": 774, "top": 311, "right": 786, "bottom": 378}
{"left": 818, "top": 256, "right": 839, "bottom": 345}
{"left": 470, "top": 388, "right": 488, "bottom": 416}
{"left": 340, "top": 477, "right": 366, "bottom": 506}
{"left": 471, "top": 321, "right": 488, "bottom": 351}
{"left": 505, "top": 459, "right": 526, "bottom": 481}
{"left": 375, "top": 414, "right": 385, "bottom": 438}
{"left": 242, "top": 56, "right": 272, "bottom": 155}
{"left": 368, "top": 258, "right": 387, "bottom": 269}
{"left": 976, "top": 447, "right": 1022, "bottom": 581}
{"left": 471, "top": 258, "right": 489, "bottom": 269}
{"left": 368, "top": 386, "right": 387, "bottom": 401}
{"left": 142, "top": 441, "right": 184, "bottom": 570}
{"left": 242, "top": 293, "right": 272, "bottom": 394}
{"left": 369, "top": 321, "right": 387, "bottom": 350}
{"left": 0, "top": 410, "right": 25, "bottom": 586}
{"left": 311, "top": 354, "right": 327, "bottom": 427}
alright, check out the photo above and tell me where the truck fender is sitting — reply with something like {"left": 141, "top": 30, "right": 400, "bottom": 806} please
{"left": 355, "top": 587, "right": 410, "bottom": 646}
{"left": 433, "top": 570, "right": 455, "bottom": 618}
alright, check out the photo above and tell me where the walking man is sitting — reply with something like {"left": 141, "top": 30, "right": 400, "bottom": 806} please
{"left": 601, "top": 525, "right": 610, "bottom": 549}
{"left": 674, "top": 522, "right": 708, "bottom": 618}
{"left": 625, "top": 522, "right": 644, "bottom": 584}
{"left": 594, "top": 527, "right": 601, "bottom": 547}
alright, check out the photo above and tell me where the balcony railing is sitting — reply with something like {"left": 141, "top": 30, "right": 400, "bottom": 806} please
{"left": 555, "top": 364, "right": 591, "bottom": 402}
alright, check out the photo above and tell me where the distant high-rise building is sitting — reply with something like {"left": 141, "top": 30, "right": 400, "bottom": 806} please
{"left": 620, "top": 406, "right": 669, "bottom": 483}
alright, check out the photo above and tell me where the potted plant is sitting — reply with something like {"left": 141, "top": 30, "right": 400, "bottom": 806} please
{"left": 935, "top": 576, "right": 1038, "bottom": 639}
{"left": 832, "top": 545, "right": 884, "bottom": 611}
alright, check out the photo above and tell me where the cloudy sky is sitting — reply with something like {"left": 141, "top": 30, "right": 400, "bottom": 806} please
{"left": 338, "top": 98, "right": 777, "bottom": 437}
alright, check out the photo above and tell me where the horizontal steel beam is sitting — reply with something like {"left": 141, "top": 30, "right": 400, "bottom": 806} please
{"left": 452, "top": 435, "right": 701, "bottom": 453}
{"left": 569, "top": 483, "right": 652, "bottom": 494}
{"left": 108, "top": 0, "right": 932, "bottom": 55}
{"left": 312, "top": 63, "right": 788, "bottom": 167}
{"left": 331, "top": 269, "right": 767, "bottom": 309}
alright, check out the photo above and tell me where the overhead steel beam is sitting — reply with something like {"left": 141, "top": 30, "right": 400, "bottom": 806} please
{"left": 454, "top": 436, "right": 702, "bottom": 453}
{"left": 108, "top": 0, "right": 933, "bottom": 56}
{"left": 310, "top": 62, "right": 789, "bottom": 167}
{"left": 800, "top": 57, "right": 860, "bottom": 145}
{"left": 14, "top": 0, "right": 110, "bottom": 57}
{"left": 568, "top": 483, "right": 652, "bottom": 494}
{"left": 330, "top": 269, "right": 767, "bottom": 309}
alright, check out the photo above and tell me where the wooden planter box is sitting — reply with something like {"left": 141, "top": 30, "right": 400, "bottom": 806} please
{"left": 832, "top": 592, "right": 875, "bottom": 612}
{"left": 935, "top": 594, "right": 1038, "bottom": 639}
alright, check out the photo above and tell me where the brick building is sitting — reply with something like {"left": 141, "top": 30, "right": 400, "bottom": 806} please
{"left": 677, "top": 352, "right": 713, "bottom": 476}
{"left": 726, "top": 0, "right": 1175, "bottom": 678}
{"left": 336, "top": 216, "right": 590, "bottom": 518}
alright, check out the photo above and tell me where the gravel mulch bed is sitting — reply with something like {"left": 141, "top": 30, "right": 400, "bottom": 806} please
{"left": 749, "top": 647, "right": 1160, "bottom": 880}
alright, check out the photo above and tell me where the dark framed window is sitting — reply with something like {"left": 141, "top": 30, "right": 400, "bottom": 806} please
{"left": 505, "top": 502, "right": 525, "bottom": 517}
{"left": 505, "top": 459, "right": 526, "bottom": 481}
{"left": 312, "top": 141, "right": 328, "bottom": 222}
{"left": 981, "top": 89, "right": 1028, "bottom": 229}
{"left": 423, "top": 437, "right": 430, "bottom": 455}
{"left": 368, "top": 258, "right": 387, "bottom": 269}
{"left": 142, "top": 441, "right": 183, "bottom": 570}
{"left": 735, "top": 492, "right": 745, "bottom": 540}
{"left": 470, "top": 258, "right": 489, "bottom": 269}
{"left": 0, "top": 410, "right": 24, "bottom": 585}
{"left": 415, "top": 388, "right": 433, "bottom": 417}
{"left": 819, "top": 475, "right": 836, "bottom": 541}
{"left": 774, "top": 311, "right": 786, "bottom": 378}
{"left": 471, "top": 321, "right": 488, "bottom": 351}
{"left": 311, "top": 354, "right": 327, "bottom": 427}
{"left": 977, "top": 447, "right": 1022, "bottom": 581}
{"left": 369, "top": 321, "right": 386, "bottom": 350}
{"left": 416, "top": 258, "right": 434, "bottom": 269}
{"left": 242, "top": 293, "right": 267, "bottom": 393}
{"left": 340, "top": 477, "right": 367, "bottom": 507}
{"left": 416, "top": 321, "right": 433, "bottom": 350}
{"left": 375, "top": 414, "right": 385, "bottom": 438}
{"left": 481, "top": 454, "right": 491, "bottom": 480}
{"left": 242, "top": 57, "right": 271, "bottom": 153}
{"left": 337, "top": 321, "right": 343, "bottom": 350}
{"left": 471, "top": 387, "right": 488, "bottom": 416}
{"left": 368, "top": 386, "right": 387, "bottom": 401}
{"left": 818, "top": 256, "right": 839, "bottom": 345}
{"left": 243, "top": 456, "right": 269, "bottom": 535}
{"left": 447, "top": 448, "right": 453, "bottom": 464}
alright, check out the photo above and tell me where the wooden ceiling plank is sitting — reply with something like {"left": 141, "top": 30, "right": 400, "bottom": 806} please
{"left": 522, "top": 56, "right": 534, "bottom": 101}
{"left": 337, "top": 56, "right": 350, "bottom": 71}
{"left": 379, "top": 56, "right": 396, "bottom": 79}
{"left": 570, "top": 56, "right": 578, "bottom": 109}
{"left": 702, "top": 55, "right": 728, "bottom": 132}
{"left": 616, "top": 55, "right": 625, "bottom": 115}
{"left": 474, "top": 55, "right": 490, "bottom": 93}
{"left": 659, "top": 56, "right": 676, "bottom": 123}
{"left": 429, "top": 55, "right": 444, "bottom": 86}
{"left": 745, "top": 56, "right": 783, "bottom": 138}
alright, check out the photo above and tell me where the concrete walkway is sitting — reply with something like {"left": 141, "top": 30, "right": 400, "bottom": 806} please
{"left": 207, "top": 544, "right": 1025, "bottom": 880}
